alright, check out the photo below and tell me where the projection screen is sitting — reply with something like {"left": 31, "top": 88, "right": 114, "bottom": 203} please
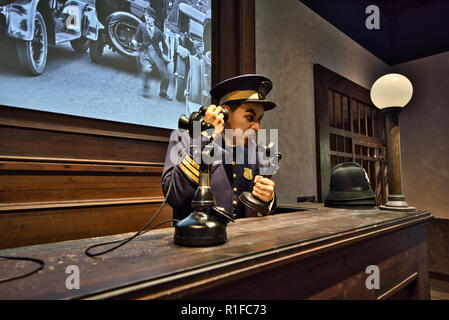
{"left": 0, "top": 0, "right": 212, "bottom": 129}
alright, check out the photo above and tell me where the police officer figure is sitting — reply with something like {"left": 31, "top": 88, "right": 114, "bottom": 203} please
{"left": 162, "top": 74, "right": 277, "bottom": 221}
{"left": 132, "top": 7, "right": 171, "bottom": 100}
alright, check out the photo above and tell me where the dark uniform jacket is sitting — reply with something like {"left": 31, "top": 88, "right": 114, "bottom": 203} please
{"left": 133, "top": 22, "right": 167, "bottom": 57}
{"left": 162, "top": 130, "right": 276, "bottom": 221}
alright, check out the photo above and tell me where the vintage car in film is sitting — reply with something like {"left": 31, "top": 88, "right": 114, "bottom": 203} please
{"left": 90, "top": 0, "right": 168, "bottom": 62}
{"left": 0, "top": 0, "right": 101, "bottom": 75}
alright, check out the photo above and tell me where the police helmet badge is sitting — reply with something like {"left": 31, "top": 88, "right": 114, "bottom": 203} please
{"left": 243, "top": 168, "right": 253, "bottom": 180}
{"left": 258, "top": 81, "right": 272, "bottom": 99}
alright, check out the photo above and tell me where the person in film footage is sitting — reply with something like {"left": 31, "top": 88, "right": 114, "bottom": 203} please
{"left": 162, "top": 74, "right": 279, "bottom": 221}
{"left": 132, "top": 6, "right": 172, "bottom": 100}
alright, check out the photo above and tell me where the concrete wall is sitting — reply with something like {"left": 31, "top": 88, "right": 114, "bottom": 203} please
{"left": 392, "top": 52, "right": 449, "bottom": 219}
{"left": 255, "top": 0, "right": 390, "bottom": 203}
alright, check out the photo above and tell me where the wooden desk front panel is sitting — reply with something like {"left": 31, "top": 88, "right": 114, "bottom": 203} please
{"left": 182, "top": 223, "right": 428, "bottom": 300}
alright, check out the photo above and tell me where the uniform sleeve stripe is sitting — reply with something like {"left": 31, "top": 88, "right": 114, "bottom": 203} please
{"left": 185, "top": 155, "right": 200, "bottom": 170}
{"left": 182, "top": 159, "right": 200, "bottom": 177}
{"left": 179, "top": 163, "right": 199, "bottom": 183}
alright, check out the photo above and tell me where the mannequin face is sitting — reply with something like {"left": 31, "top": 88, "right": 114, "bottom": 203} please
{"left": 224, "top": 102, "right": 264, "bottom": 146}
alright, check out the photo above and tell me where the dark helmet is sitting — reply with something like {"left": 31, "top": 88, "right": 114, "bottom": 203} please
{"left": 325, "top": 162, "right": 376, "bottom": 209}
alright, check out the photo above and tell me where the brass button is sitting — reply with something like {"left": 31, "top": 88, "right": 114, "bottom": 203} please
{"left": 233, "top": 200, "right": 237, "bottom": 206}
{"left": 233, "top": 214, "right": 237, "bottom": 218}
{"left": 232, "top": 161, "right": 236, "bottom": 166}
{"left": 233, "top": 173, "right": 237, "bottom": 179}
{"left": 233, "top": 187, "right": 237, "bottom": 192}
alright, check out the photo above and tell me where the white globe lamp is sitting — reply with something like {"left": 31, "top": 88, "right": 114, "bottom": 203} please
{"left": 370, "top": 73, "right": 415, "bottom": 212}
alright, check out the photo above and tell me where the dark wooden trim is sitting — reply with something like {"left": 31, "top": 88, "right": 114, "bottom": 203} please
{"left": 330, "top": 151, "right": 380, "bottom": 162}
{"left": 377, "top": 272, "right": 419, "bottom": 300}
{"left": 0, "top": 203, "right": 173, "bottom": 249}
{"left": 0, "top": 197, "right": 166, "bottom": 212}
{"left": 429, "top": 271, "right": 449, "bottom": 282}
{"left": 427, "top": 218, "right": 449, "bottom": 278}
{"left": 212, "top": 0, "right": 256, "bottom": 88}
{"left": 239, "top": 0, "right": 255, "bottom": 75}
{"left": 0, "top": 155, "right": 164, "bottom": 165}
{"left": 314, "top": 65, "right": 329, "bottom": 202}
{"left": 323, "top": 126, "right": 385, "bottom": 147}
{"left": 211, "top": 0, "right": 220, "bottom": 87}
{"left": 0, "top": 158, "right": 164, "bottom": 174}
{"left": 0, "top": 105, "right": 171, "bottom": 142}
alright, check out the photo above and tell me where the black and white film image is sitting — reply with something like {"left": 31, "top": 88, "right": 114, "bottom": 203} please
{"left": 0, "top": 0, "right": 211, "bottom": 129}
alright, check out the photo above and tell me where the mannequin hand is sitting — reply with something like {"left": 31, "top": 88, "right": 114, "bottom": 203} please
{"left": 253, "top": 175, "right": 275, "bottom": 202}
{"left": 203, "top": 105, "right": 225, "bottom": 140}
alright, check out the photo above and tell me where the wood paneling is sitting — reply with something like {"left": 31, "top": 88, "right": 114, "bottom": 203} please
{"left": 0, "top": 126, "right": 168, "bottom": 162}
{"left": 0, "top": 0, "right": 256, "bottom": 249}
{"left": 0, "top": 201, "right": 173, "bottom": 249}
{"left": 212, "top": 0, "right": 255, "bottom": 87}
{"left": 0, "top": 170, "right": 163, "bottom": 203}
{"left": 427, "top": 218, "right": 449, "bottom": 278}
{"left": 0, "top": 105, "right": 172, "bottom": 249}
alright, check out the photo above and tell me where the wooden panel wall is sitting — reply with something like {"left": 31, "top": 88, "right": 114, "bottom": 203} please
{"left": 0, "top": 106, "right": 172, "bottom": 249}
{"left": 0, "top": 0, "right": 256, "bottom": 249}
{"left": 212, "top": 0, "right": 255, "bottom": 85}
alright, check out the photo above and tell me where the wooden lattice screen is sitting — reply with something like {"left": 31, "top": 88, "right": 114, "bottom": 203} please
{"left": 314, "top": 64, "right": 388, "bottom": 205}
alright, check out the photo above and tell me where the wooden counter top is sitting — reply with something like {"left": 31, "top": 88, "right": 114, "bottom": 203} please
{"left": 0, "top": 206, "right": 432, "bottom": 300}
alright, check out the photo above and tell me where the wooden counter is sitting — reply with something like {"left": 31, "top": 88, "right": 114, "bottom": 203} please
{"left": 0, "top": 205, "right": 432, "bottom": 300}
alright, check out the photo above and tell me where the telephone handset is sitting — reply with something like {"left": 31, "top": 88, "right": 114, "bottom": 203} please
{"left": 178, "top": 106, "right": 229, "bottom": 138}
